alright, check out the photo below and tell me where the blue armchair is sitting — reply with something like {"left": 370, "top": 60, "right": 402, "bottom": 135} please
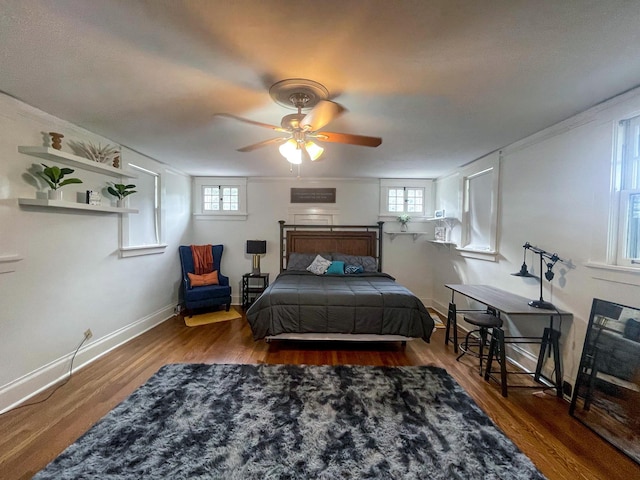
{"left": 179, "top": 244, "right": 232, "bottom": 313}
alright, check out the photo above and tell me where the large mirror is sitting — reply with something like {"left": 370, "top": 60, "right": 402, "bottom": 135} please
{"left": 570, "top": 298, "right": 640, "bottom": 463}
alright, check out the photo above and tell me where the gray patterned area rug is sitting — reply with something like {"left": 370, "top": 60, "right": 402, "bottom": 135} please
{"left": 35, "top": 364, "right": 546, "bottom": 479}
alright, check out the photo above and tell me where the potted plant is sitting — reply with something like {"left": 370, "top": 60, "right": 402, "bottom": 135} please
{"left": 38, "top": 163, "right": 83, "bottom": 200}
{"left": 107, "top": 183, "right": 136, "bottom": 207}
{"left": 397, "top": 213, "right": 411, "bottom": 232}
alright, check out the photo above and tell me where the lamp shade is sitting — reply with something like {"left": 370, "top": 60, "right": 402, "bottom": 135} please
{"left": 246, "top": 240, "right": 267, "bottom": 255}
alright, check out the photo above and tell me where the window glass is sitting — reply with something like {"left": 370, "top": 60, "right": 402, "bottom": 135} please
{"left": 627, "top": 193, "right": 640, "bottom": 259}
{"left": 613, "top": 114, "right": 640, "bottom": 266}
{"left": 193, "top": 177, "right": 247, "bottom": 217}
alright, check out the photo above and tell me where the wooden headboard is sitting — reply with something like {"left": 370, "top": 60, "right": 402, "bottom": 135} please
{"left": 279, "top": 220, "right": 384, "bottom": 272}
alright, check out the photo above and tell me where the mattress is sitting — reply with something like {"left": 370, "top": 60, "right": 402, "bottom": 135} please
{"left": 246, "top": 271, "right": 435, "bottom": 342}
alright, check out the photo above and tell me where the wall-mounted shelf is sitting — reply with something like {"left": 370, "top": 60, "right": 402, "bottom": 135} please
{"left": 19, "top": 198, "right": 138, "bottom": 214}
{"left": 427, "top": 240, "right": 456, "bottom": 246}
{"left": 18, "top": 146, "right": 136, "bottom": 178}
{"left": 385, "top": 232, "right": 429, "bottom": 241}
{"left": 425, "top": 216, "right": 456, "bottom": 226}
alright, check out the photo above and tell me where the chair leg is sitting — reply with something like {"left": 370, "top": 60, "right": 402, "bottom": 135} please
{"left": 225, "top": 303, "right": 231, "bottom": 312}
{"left": 445, "top": 303, "right": 458, "bottom": 353}
{"left": 485, "top": 327, "right": 508, "bottom": 397}
{"left": 478, "top": 327, "right": 487, "bottom": 376}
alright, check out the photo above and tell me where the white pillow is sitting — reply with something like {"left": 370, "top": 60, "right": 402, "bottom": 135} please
{"left": 306, "top": 255, "right": 332, "bottom": 275}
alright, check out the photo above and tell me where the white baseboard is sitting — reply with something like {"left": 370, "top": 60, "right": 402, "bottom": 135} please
{"left": 0, "top": 305, "right": 174, "bottom": 414}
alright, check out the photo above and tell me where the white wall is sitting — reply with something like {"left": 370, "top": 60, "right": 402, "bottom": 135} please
{"left": 190, "top": 177, "right": 434, "bottom": 305}
{"left": 0, "top": 94, "right": 191, "bottom": 412}
{"left": 431, "top": 87, "right": 640, "bottom": 390}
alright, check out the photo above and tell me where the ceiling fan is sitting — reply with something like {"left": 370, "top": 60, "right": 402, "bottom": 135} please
{"left": 215, "top": 79, "right": 382, "bottom": 164}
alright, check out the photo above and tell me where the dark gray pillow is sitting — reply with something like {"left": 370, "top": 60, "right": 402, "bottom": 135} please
{"left": 332, "top": 253, "right": 378, "bottom": 272}
{"left": 286, "top": 253, "right": 316, "bottom": 271}
{"left": 286, "top": 252, "right": 333, "bottom": 271}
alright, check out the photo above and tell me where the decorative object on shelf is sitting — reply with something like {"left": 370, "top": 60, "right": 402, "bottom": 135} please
{"left": 435, "top": 226, "right": 447, "bottom": 242}
{"left": 38, "top": 163, "right": 83, "bottom": 200}
{"left": 107, "top": 182, "right": 136, "bottom": 207}
{"left": 49, "top": 132, "right": 64, "bottom": 150}
{"left": 86, "top": 190, "right": 101, "bottom": 206}
{"left": 434, "top": 209, "right": 446, "bottom": 219}
{"left": 246, "top": 240, "right": 267, "bottom": 275}
{"left": 112, "top": 154, "right": 120, "bottom": 169}
{"left": 69, "top": 141, "right": 121, "bottom": 165}
{"left": 513, "top": 242, "right": 565, "bottom": 309}
{"left": 397, "top": 213, "right": 410, "bottom": 232}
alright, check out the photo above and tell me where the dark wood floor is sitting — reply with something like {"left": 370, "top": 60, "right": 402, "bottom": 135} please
{"left": 1, "top": 309, "right": 638, "bottom": 479}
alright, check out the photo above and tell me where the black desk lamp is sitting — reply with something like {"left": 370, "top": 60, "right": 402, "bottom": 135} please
{"left": 511, "top": 242, "right": 536, "bottom": 278}
{"left": 246, "top": 240, "right": 267, "bottom": 275}
{"left": 513, "top": 242, "right": 564, "bottom": 309}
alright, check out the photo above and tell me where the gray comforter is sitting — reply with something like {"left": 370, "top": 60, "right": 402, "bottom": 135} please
{"left": 246, "top": 271, "right": 435, "bottom": 341}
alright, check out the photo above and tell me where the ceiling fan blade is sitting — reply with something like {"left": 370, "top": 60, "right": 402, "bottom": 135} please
{"left": 237, "top": 136, "right": 288, "bottom": 152}
{"left": 214, "top": 113, "right": 289, "bottom": 133}
{"left": 312, "top": 131, "right": 382, "bottom": 147}
{"left": 300, "top": 100, "right": 345, "bottom": 131}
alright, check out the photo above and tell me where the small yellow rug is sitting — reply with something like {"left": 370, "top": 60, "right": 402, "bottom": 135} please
{"left": 428, "top": 308, "right": 446, "bottom": 329}
{"left": 184, "top": 309, "right": 242, "bottom": 327}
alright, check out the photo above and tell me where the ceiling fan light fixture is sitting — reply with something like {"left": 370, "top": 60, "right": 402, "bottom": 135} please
{"left": 279, "top": 139, "right": 302, "bottom": 164}
{"left": 305, "top": 141, "right": 324, "bottom": 161}
{"left": 286, "top": 149, "right": 302, "bottom": 164}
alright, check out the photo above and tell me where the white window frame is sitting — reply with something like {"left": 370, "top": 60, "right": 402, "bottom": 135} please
{"left": 607, "top": 114, "right": 640, "bottom": 269}
{"left": 379, "top": 179, "right": 432, "bottom": 219}
{"left": 120, "top": 163, "right": 167, "bottom": 258}
{"left": 458, "top": 151, "right": 500, "bottom": 260}
{"left": 193, "top": 177, "right": 247, "bottom": 219}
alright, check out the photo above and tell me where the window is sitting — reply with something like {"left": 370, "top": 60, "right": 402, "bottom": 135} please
{"left": 387, "top": 187, "right": 424, "bottom": 213}
{"left": 193, "top": 177, "right": 247, "bottom": 218}
{"left": 120, "top": 164, "right": 167, "bottom": 257}
{"left": 459, "top": 151, "right": 500, "bottom": 258}
{"left": 610, "top": 114, "right": 640, "bottom": 267}
{"left": 203, "top": 186, "right": 239, "bottom": 212}
{"left": 380, "top": 179, "right": 432, "bottom": 217}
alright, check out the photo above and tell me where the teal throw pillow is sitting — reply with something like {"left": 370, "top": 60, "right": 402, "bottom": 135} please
{"left": 326, "top": 260, "right": 345, "bottom": 275}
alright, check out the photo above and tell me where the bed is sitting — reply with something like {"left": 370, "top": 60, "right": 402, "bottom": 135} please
{"left": 245, "top": 221, "right": 435, "bottom": 343}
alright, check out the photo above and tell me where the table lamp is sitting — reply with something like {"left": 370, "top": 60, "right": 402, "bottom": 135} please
{"left": 246, "top": 240, "right": 267, "bottom": 275}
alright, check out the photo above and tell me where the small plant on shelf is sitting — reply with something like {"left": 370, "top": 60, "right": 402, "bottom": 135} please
{"left": 397, "top": 213, "right": 411, "bottom": 231}
{"left": 38, "top": 164, "right": 82, "bottom": 197}
{"left": 107, "top": 183, "right": 137, "bottom": 200}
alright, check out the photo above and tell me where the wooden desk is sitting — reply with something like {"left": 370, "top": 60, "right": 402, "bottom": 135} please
{"left": 445, "top": 284, "right": 569, "bottom": 397}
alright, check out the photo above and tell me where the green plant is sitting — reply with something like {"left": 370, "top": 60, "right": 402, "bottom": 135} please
{"left": 107, "top": 183, "right": 137, "bottom": 200}
{"left": 397, "top": 213, "right": 411, "bottom": 224}
{"left": 38, "top": 163, "right": 82, "bottom": 190}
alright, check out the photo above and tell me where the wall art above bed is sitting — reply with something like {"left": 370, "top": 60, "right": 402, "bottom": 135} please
{"left": 290, "top": 188, "right": 336, "bottom": 203}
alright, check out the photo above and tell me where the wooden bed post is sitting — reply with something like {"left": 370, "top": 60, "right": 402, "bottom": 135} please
{"left": 377, "top": 221, "right": 384, "bottom": 272}
{"left": 279, "top": 220, "right": 286, "bottom": 273}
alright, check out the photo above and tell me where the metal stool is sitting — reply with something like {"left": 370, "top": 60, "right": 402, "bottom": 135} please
{"left": 457, "top": 310, "right": 502, "bottom": 375}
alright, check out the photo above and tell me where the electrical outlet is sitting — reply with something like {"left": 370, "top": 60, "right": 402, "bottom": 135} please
{"left": 84, "top": 329, "right": 93, "bottom": 340}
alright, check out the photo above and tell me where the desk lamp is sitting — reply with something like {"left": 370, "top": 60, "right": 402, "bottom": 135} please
{"left": 511, "top": 242, "right": 536, "bottom": 278}
{"left": 514, "top": 242, "right": 564, "bottom": 309}
{"left": 246, "top": 240, "right": 267, "bottom": 275}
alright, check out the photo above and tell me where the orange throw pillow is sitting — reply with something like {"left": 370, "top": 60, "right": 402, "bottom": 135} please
{"left": 188, "top": 270, "right": 219, "bottom": 287}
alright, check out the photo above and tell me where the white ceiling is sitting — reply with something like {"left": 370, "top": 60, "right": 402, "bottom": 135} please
{"left": 1, "top": 0, "right": 640, "bottom": 178}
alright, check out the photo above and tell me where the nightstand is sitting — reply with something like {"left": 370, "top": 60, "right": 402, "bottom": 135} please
{"left": 242, "top": 273, "right": 270, "bottom": 309}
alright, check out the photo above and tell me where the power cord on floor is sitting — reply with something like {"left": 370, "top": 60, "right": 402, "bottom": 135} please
{"left": 0, "top": 334, "right": 89, "bottom": 416}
